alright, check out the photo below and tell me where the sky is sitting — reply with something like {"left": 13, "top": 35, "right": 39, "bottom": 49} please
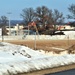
{"left": 0, "top": 0, "right": 75, "bottom": 20}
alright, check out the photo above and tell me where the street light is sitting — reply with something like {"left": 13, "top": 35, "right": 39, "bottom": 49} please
{"left": 7, "top": 12, "right": 12, "bottom": 36}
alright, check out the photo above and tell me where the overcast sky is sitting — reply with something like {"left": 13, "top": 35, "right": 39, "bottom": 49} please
{"left": 0, "top": 0, "right": 75, "bottom": 20}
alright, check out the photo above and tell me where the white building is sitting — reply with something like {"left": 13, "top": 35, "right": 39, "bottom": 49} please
{"left": 6, "top": 24, "right": 24, "bottom": 35}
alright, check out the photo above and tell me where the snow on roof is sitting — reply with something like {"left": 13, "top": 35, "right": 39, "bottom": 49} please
{"left": 0, "top": 42, "right": 75, "bottom": 75}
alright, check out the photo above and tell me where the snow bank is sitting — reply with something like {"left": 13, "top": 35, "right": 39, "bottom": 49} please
{"left": 1, "top": 31, "right": 75, "bottom": 40}
{"left": 0, "top": 42, "right": 75, "bottom": 75}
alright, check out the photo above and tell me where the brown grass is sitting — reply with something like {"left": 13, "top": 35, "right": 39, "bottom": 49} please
{"left": 5, "top": 40, "right": 75, "bottom": 52}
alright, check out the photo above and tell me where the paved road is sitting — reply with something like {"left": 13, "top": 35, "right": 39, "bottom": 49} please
{"left": 45, "top": 69, "right": 75, "bottom": 75}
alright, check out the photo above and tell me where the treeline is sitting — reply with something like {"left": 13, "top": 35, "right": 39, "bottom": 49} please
{"left": 20, "top": 4, "right": 75, "bottom": 34}
{"left": 20, "top": 4, "right": 75, "bottom": 25}
{"left": 21, "top": 6, "right": 64, "bottom": 26}
{"left": 0, "top": 4, "right": 75, "bottom": 35}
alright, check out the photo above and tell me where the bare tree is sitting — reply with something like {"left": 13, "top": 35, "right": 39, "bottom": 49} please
{"left": 0, "top": 16, "right": 8, "bottom": 35}
{"left": 21, "top": 6, "right": 64, "bottom": 34}
{"left": 0, "top": 16, "right": 8, "bottom": 26}
{"left": 52, "top": 9, "right": 64, "bottom": 25}
{"left": 21, "top": 8, "right": 35, "bottom": 25}
{"left": 35, "top": 6, "right": 64, "bottom": 27}
{"left": 35, "top": 6, "right": 49, "bottom": 26}
{"left": 67, "top": 4, "right": 75, "bottom": 19}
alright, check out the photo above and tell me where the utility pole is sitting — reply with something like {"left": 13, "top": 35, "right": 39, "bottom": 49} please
{"left": 34, "top": 32, "right": 36, "bottom": 50}
{"left": 7, "top": 12, "right": 12, "bottom": 36}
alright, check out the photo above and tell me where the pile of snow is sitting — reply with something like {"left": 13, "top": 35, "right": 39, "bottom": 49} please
{"left": 63, "top": 31, "right": 75, "bottom": 35}
{"left": 0, "top": 42, "right": 75, "bottom": 75}
{"left": 55, "top": 31, "right": 75, "bottom": 36}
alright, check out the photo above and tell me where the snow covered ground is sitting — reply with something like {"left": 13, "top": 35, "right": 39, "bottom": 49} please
{"left": 1, "top": 31, "right": 75, "bottom": 40}
{"left": 0, "top": 42, "right": 75, "bottom": 75}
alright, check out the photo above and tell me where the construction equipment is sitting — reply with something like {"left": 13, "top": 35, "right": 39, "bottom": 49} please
{"left": 28, "top": 21, "right": 39, "bottom": 35}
